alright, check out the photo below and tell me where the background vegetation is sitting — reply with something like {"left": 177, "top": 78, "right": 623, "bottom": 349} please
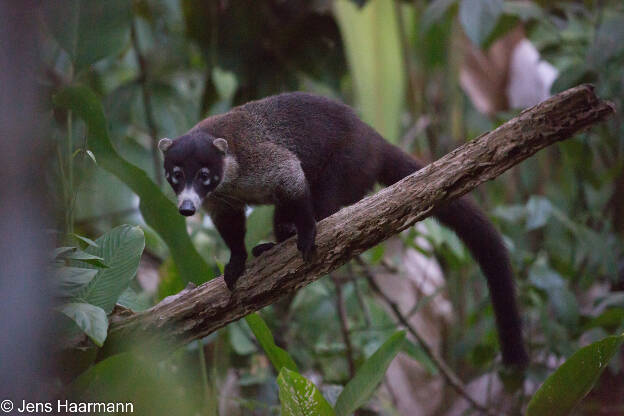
{"left": 31, "top": 0, "right": 624, "bottom": 414}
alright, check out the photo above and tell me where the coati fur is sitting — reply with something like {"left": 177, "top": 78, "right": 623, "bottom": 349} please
{"left": 159, "top": 92, "right": 528, "bottom": 368}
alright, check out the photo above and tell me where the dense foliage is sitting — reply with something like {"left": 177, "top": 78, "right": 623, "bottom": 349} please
{"left": 41, "top": 0, "right": 624, "bottom": 414}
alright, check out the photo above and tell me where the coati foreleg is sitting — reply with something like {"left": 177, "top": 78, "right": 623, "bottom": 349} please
{"left": 204, "top": 198, "right": 248, "bottom": 290}
{"left": 252, "top": 193, "right": 317, "bottom": 260}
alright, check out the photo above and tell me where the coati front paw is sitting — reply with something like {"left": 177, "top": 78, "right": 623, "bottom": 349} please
{"left": 252, "top": 242, "right": 276, "bottom": 257}
{"left": 297, "top": 235, "right": 316, "bottom": 262}
{"left": 224, "top": 257, "right": 246, "bottom": 291}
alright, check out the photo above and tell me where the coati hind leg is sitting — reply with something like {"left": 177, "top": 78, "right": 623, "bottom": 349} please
{"left": 251, "top": 207, "right": 296, "bottom": 257}
{"left": 251, "top": 196, "right": 317, "bottom": 260}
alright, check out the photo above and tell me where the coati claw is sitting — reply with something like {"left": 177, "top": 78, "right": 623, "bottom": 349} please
{"left": 224, "top": 259, "right": 246, "bottom": 291}
{"left": 252, "top": 242, "right": 276, "bottom": 257}
{"left": 297, "top": 240, "right": 316, "bottom": 262}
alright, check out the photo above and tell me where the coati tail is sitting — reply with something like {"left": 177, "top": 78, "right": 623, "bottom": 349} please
{"left": 379, "top": 144, "right": 529, "bottom": 368}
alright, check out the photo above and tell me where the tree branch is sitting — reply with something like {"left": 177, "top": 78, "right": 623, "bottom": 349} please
{"left": 102, "top": 85, "right": 614, "bottom": 357}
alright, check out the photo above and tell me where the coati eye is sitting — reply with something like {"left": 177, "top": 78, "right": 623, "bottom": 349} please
{"left": 198, "top": 168, "right": 211, "bottom": 186}
{"left": 171, "top": 166, "right": 183, "bottom": 184}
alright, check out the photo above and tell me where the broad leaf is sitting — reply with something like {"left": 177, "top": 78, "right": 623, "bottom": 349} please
{"left": 76, "top": 225, "right": 145, "bottom": 313}
{"left": 459, "top": 0, "right": 503, "bottom": 47}
{"left": 334, "top": 330, "right": 406, "bottom": 416}
{"left": 54, "top": 86, "right": 213, "bottom": 284}
{"left": 527, "top": 334, "right": 624, "bottom": 416}
{"left": 41, "top": 0, "right": 131, "bottom": 71}
{"left": 55, "top": 266, "right": 98, "bottom": 296}
{"left": 245, "top": 313, "right": 298, "bottom": 372}
{"left": 278, "top": 368, "right": 335, "bottom": 416}
{"left": 59, "top": 302, "right": 109, "bottom": 346}
{"left": 334, "top": 0, "right": 406, "bottom": 143}
{"left": 64, "top": 249, "right": 107, "bottom": 268}
{"left": 70, "top": 352, "right": 200, "bottom": 415}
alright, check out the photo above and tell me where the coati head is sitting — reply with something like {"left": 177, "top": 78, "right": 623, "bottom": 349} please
{"left": 158, "top": 131, "right": 228, "bottom": 216}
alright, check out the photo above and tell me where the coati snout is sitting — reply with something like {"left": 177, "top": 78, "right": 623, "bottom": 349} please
{"left": 159, "top": 132, "right": 228, "bottom": 216}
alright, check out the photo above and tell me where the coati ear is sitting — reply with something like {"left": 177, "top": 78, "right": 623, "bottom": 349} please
{"left": 213, "top": 138, "right": 228, "bottom": 154}
{"left": 158, "top": 138, "right": 173, "bottom": 153}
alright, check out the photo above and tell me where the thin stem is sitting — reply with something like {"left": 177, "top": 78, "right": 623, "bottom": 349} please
{"left": 66, "top": 111, "right": 74, "bottom": 235}
{"left": 355, "top": 257, "right": 500, "bottom": 416}
{"left": 197, "top": 340, "right": 211, "bottom": 411}
{"left": 331, "top": 273, "right": 356, "bottom": 378}
{"left": 131, "top": 19, "right": 162, "bottom": 186}
{"left": 393, "top": 0, "right": 421, "bottom": 116}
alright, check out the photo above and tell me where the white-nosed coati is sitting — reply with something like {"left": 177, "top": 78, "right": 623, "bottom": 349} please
{"left": 159, "top": 92, "right": 528, "bottom": 368}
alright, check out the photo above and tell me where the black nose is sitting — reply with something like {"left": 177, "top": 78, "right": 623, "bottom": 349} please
{"left": 179, "top": 200, "right": 196, "bottom": 216}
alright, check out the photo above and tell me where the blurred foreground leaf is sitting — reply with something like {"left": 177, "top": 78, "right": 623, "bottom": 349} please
{"left": 527, "top": 333, "right": 624, "bottom": 416}
{"left": 246, "top": 313, "right": 298, "bottom": 372}
{"left": 278, "top": 367, "right": 335, "bottom": 416}
{"left": 59, "top": 302, "right": 108, "bottom": 346}
{"left": 334, "top": 330, "right": 406, "bottom": 416}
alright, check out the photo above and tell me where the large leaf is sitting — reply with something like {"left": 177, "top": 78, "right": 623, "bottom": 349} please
{"left": 245, "top": 313, "right": 298, "bottom": 372}
{"left": 334, "top": 330, "right": 406, "bottom": 416}
{"left": 40, "top": 0, "right": 132, "bottom": 71}
{"left": 76, "top": 225, "right": 144, "bottom": 313}
{"left": 54, "top": 86, "right": 213, "bottom": 284}
{"left": 59, "top": 302, "right": 109, "bottom": 346}
{"left": 70, "top": 352, "right": 200, "bottom": 415}
{"left": 55, "top": 266, "right": 98, "bottom": 297}
{"left": 333, "top": 0, "right": 406, "bottom": 143}
{"left": 277, "top": 368, "right": 335, "bottom": 416}
{"left": 527, "top": 334, "right": 624, "bottom": 416}
{"left": 459, "top": 0, "right": 503, "bottom": 47}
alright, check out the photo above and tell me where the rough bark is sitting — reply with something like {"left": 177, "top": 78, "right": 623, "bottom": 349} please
{"left": 102, "top": 84, "right": 614, "bottom": 355}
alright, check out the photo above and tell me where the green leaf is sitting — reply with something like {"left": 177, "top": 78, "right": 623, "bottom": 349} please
{"left": 277, "top": 368, "right": 335, "bottom": 416}
{"left": 422, "top": 0, "right": 457, "bottom": 32}
{"left": 55, "top": 266, "right": 99, "bottom": 295}
{"left": 245, "top": 313, "right": 298, "bottom": 372}
{"left": 76, "top": 225, "right": 145, "bottom": 313}
{"left": 527, "top": 334, "right": 624, "bottom": 416}
{"left": 583, "top": 309, "right": 624, "bottom": 333}
{"left": 525, "top": 196, "right": 553, "bottom": 231}
{"left": 54, "top": 246, "right": 76, "bottom": 258}
{"left": 333, "top": 0, "right": 406, "bottom": 143}
{"left": 73, "top": 234, "right": 98, "bottom": 247}
{"left": 65, "top": 249, "right": 107, "bottom": 267}
{"left": 69, "top": 352, "right": 200, "bottom": 415}
{"left": 59, "top": 302, "right": 109, "bottom": 346}
{"left": 116, "top": 287, "right": 152, "bottom": 312}
{"left": 334, "top": 330, "right": 406, "bottom": 416}
{"left": 54, "top": 86, "right": 213, "bottom": 284}
{"left": 459, "top": 0, "right": 503, "bottom": 47}
{"left": 41, "top": 0, "right": 132, "bottom": 71}
{"left": 229, "top": 321, "right": 258, "bottom": 356}
{"left": 502, "top": 1, "right": 544, "bottom": 22}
